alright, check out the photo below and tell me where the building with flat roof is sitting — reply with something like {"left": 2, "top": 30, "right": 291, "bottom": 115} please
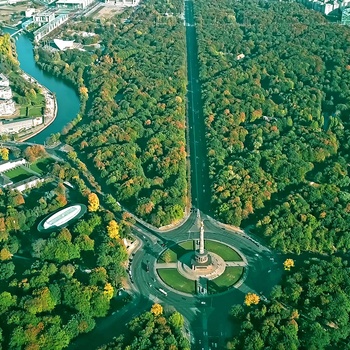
{"left": 0, "top": 74, "right": 10, "bottom": 88}
{"left": 0, "top": 117, "right": 43, "bottom": 134}
{"left": 297, "top": 0, "right": 350, "bottom": 15}
{"left": 11, "top": 176, "right": 44, "bottom": 193}
{"left": 0, "top": 74, "right": 16, "bottom": 116}
{"left": 33, "top": 13, "right": 69, "bottom": 42}
{"left": 37, "top": 204, "right": 87, "bottom": 232}
{"left": 33, "top": 9, "right": 56, "bottom": 25}
{"left": 0, "top": 86, "right": 13, "bottom": 100}
{"left": 0, "top": 159, "right": 27, "bottom": 174}
{"left": 56, "top": 0, "right": 96, "bottom": 10}
{"left": 0, "top": 175, "right": 13, "bottom": 189}
{"left": 25, "top": 8, "right": 36, "bottom": 18}
{"left": 0, "top": 100, "right": 16, "bottom": 117}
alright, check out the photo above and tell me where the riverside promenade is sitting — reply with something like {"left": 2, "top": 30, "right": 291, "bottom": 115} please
{"left": 18, "top": 72, "right": 57, "bottom": 142}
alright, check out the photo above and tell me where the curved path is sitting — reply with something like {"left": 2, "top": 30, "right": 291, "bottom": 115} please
{"left": 130, "top": 213, "right": 284, "bottom": 349}
{"left": 68, "top": 212, "right": 284, "bottom": 350}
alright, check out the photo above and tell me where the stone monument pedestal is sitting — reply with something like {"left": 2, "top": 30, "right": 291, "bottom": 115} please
{"left": 192, "top": 249, "right": 212, "bottom": 270}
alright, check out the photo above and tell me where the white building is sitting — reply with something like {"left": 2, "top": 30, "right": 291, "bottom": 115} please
{"left": 12, "top": 176, "right": 44, "bottom": 193}
{"left": 0, "top": 117, "right": 43, "bottom": 134}
{"left": 0, "top": 100, "right": 16, "bottom": 117}
{"left": 0, "top": 74, "right": 10, "bottom": 88}
{"left": 297, "top": 0, "right": 349, "bottom": 15}
{"left": 33, "top": 14, "right": 69, "bottom": 42}
{"left": 25, "top": 8, "right": 36, "bottom": 18}
{"left": 56, "top": 0, "right": 96, "bottom": 10}
{"left": 33, "top": 10, "right": 55, "bottom": 25}
{"left": 0, "top": 158, "right": 27, "bottom": 174}
{"left": 104, "top": 0, "right": 139, "bottom": 6}
{"left": 0, "top": 87, "right": 13, "bottom": 100}
{"left": 53, "top": 38, "right": 75, "bottom": 50}
{"left": 0, "top": 175, "right": 13, "bottom": 188}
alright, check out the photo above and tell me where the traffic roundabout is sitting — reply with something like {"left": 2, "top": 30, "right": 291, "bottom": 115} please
{"left": 155, "top": 235, "right": 247, "bottom": 295}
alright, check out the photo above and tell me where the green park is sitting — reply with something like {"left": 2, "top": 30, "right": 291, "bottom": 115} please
{"left": 156, "top": 238, "right": 245, "bottom": 295}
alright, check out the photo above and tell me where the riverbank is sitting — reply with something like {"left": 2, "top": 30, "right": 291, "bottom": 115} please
{"left": 2, "top": 28, "right": 81, "bottom": 144}
{"left": 18, "top": 72, "right": 58, "bottom": 142}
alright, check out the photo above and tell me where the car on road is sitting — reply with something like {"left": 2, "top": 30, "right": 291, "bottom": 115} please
{"left": 200, "top": 301, "right": 206, "bottom": 305}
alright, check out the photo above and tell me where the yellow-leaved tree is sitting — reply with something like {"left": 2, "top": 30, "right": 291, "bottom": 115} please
{"left": 283, "top": 258, "right": 295, "bottom": 271}
{"left": 107, "top": 220, "right": 119, "bottom": 240}
{"left": 103, "top": 283, "right": 114, "bottom": 300}
{"left": 0, "top": 148, "right": 9, "bottom": 161}
{"left": 79, "top": 86, "right": 88, "bottom": 98}
{"left": 244, "top": 293, "right": 260, "bottom": 306}
{"left": 151, "top": 303, "right": 163, "bottom": 316}
{"left": 88, "top": 193, "right": 99, "bottom": 212}
{"left": 0, "top": 248, "right": 12, "bottom": 261}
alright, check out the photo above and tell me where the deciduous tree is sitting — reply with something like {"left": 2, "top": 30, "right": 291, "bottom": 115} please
{"left": 151, "top": 303, "right": 163, "bottom": 316}
{"left": 284, "top": 259, "right": 295, "bottom": 271}
{"left": 107, "top": 220, "right": 119, "bottom": 240}
{"left": 88, "top": 193, "right": 99, "bottom": 212}
{"left": 244, "top": 293, "right": 260, "bottom": 306}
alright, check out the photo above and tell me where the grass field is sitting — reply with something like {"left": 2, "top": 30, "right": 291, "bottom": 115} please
{"left": 157, "top": 269, "right": 196, "bottom": 294}
{"left": 4, "top": 166, "right": 33, "bottom": 182}
{"left": 208, "top": 267, "right": 244, "bottom": 294}
{"left": 30, "top": 157, "right": 54, "bottom": 174}
{"left": 158, "top": 240, "right": 194, "bottom": 263}
{"left": 205, "top": 240, "right": 243, "bottom": 261}
{"left": 18, "top": 93, "right": 45, "bottom": 117}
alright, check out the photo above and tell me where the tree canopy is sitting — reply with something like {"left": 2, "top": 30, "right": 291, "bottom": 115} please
{"left": 36, "top": 0, "right": 188, "bottom": 227}
{"left": 98, "top": 308, "right": 190, "bottom": 350}
{"left": 194, "top": 0, "right": 350, "bottom": 253}
{"left": 229, "top": 257, "right": 350, "bottom": 350}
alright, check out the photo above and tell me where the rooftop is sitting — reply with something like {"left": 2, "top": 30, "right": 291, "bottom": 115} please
{"left": 38, "top": 203, "right": 87, "bottom": 232}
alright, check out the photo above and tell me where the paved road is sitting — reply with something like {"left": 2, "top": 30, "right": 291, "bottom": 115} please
{"left": 11, "top": 1, "right": 285, "bottom": 349}
{"left": 185, "top": 0, "right": 212, "bottom": 216}
{"left": 67, "top": 209, "right": 284, "bottom": 350}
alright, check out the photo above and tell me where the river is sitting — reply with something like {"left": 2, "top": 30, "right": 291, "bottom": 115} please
{"left": 2, "top": 28, "right": 80, "bottom": 144}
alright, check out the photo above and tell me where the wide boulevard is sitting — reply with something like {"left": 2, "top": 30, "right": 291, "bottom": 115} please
{"left": 70, "top": 210, "right": 284, "bottom": 350}
{"left": 68, "top": 0, "right": 286, "bottom": 349}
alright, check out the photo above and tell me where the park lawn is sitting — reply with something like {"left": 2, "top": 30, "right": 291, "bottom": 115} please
{"left": 27, "top": 106, "right": 43, "bottom": 116}
{"left": 4, "top": 166, "right": 33, "bottom": 182}
{"left": 157, "top": 269, "right": 196, "bottom": 294}
{"left": 158, "top": 240, "right": 194, "bottom": 263}
{"left": 205, "top": 240, "right": 242, "bottom": 261}
{"left": 16, "top": 92, "right": 45, "bottom": 117}
{"left": 158, "top": 249, "right": 177, "bottom": 263}
{"left": 19, "top": 106, "right": 27, "bottom": 116}
{"left": 30, "top": 157, "right": 54, "bottom": 174}
{"left": 178, "top": 240, "right": 194, "bottom": 250}
{"left": 208, "top": 267, "right": 244, "bottom": 294}
{"left": 32, "top": 93, "right": 45, "bottom": 105}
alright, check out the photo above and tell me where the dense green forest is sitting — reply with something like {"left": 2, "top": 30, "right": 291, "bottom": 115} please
{"left": 0, "top": 146, "right": 128, "bottom": 349}
{"left": 195, "top": 0, "right": 350, "bottom": 253}
{"left": 36, "top": 0, "right": 188, "bottom": 227}
{"left": 98, "top": 304, "right": 190, "bottom": 350}
{"left": 227, "top": 257, "right": 350, "bottom": 350}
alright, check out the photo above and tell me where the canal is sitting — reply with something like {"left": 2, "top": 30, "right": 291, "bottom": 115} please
{"left": 2, "top": 29, "right": 80, "bottom": 144}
